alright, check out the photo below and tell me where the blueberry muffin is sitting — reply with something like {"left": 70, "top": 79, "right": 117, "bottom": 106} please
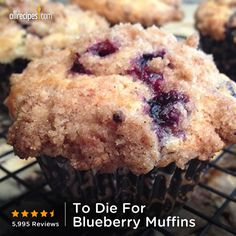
{"left": 72, "top": 0, "right": 183, "bottom": 26}
{"left": 195, "top": 0, "right": 236, "bottom": 81}
{"left": 6, "top": 24, "right": 236, "bottom": 216}
{"left": 0, "top": 0, "right": 109, "bottom": 108}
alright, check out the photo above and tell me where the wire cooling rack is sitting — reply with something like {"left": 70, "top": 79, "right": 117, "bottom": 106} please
{"left": 0, "top": 106, "right": 236, "bottom": 236}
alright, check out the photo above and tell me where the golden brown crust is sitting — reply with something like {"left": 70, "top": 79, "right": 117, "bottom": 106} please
{"left": 6, "top": 24, "right": 236, "bottom": 174}
{"left": 72, "top": 0, "right": 183, "bottom": 26}
{"left": 7, "top": 56, "right": 159, "bottom": 174}
{"left": 0, "top": 0, "right": 109, "bottom": 63}
{"left": 195, "top": 0, "right": 236, "bottom": 40}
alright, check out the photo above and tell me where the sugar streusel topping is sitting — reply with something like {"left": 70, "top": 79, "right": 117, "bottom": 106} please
{"left": 0, "top": 0, "right": 109, "bottom": 63}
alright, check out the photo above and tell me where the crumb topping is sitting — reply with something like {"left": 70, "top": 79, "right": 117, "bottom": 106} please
{"left": 72, "top": 0, "right": 183, "bottom": 26}
{"left": 195, "top": 0, "right": 236, "bottom": 40}
{"left": 0, "top": 0, "right": 109, "bottom": 63}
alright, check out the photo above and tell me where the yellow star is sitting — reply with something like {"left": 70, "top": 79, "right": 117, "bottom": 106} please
{"left": 50, "top": 210, "right": 54, "bottom": 217}
{"left": 40, "top": 210, "right": 47, "bottom": 217}
{"left": 11, "top": 210, "right": 19, "bottom": 217}
{"left": 21, "top": 210, "right": 29, "bottom": 217}
{"left": 31, "top": 210, "right": 38, "bottom": 217}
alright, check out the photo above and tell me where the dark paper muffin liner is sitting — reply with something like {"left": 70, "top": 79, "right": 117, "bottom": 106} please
{"left": 38, "top": 156, "right": 208, "bottom": 218}
{"left": 0, "top": 58, "right": 29, "bottom": 110}
{"left": 199, "top": 34, "right": 236, "bottom": 82}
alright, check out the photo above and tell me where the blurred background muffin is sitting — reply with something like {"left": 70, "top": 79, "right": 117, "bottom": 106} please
{"left": 0, "top": 0, "right": 109, "bottom": 109}
{"left": 195, "top": 0, "right": 236, "bottom": 81}
{"left": 71, "top": 0, "right": 183, "bottom": 26}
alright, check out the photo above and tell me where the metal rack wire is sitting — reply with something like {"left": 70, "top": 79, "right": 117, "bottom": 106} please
{"left": 0, "top": 106, "right": 236, "bottom": 236}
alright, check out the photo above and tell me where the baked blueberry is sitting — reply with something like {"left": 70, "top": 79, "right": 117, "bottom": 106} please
{"left": 87, "top": 40, "right": 118, "bottom": 57}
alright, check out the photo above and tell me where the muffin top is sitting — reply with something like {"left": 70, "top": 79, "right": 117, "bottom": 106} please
{"left": 72, "top": 0, "right": 183, "bottom": 26}
{"left": 6, "top": 24, "right": 236, "bottom": 174}
{"left": 0, "top": 0, "right": 109, "bottom": 64}
{"left": 195, "top": 0, "right": 236, "bottom": 40}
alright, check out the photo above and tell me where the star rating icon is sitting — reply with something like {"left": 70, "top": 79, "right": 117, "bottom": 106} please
{"left": 31, "top": 210, "right": 38, "bottom": 217}
{"left": 40, "top": 210, "right": 47, "bottom": 217}
{"left": 12, "top": 210, "right": 19, "bottom": 217}
{"left": 21, "top": 210, "right": 29, "bottom": 217}
{"left": 50, "top": 210, "right": 54, "bottom": 217}
{"left": 11, "top": 209, "right": 55, "bottom": 218}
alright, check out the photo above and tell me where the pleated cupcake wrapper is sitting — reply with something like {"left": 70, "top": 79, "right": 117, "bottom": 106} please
{"left": 38, "top": 156, "right": 207, "bottom": 217}
{"left": 199, "top": 34, "right": 236, "bottom": 82}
